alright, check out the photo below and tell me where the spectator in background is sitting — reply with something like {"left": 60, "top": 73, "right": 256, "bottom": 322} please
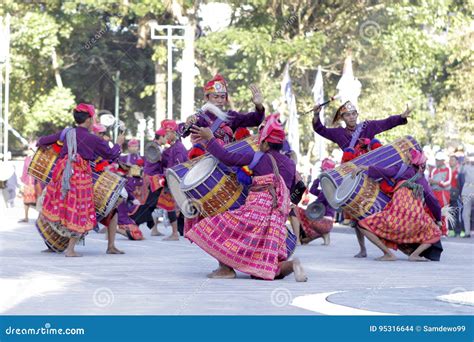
{"left": 459, "top": 153, "right": 474, "bottom": 238}
{"left": 429, "top": 151, "right": 451, "bottom": 235}
{"left": 448, "top": 155, "right": 462, "bottom": 237}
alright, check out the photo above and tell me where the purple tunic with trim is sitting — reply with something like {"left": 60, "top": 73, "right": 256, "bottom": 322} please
{"left": 162, "top": 140, "right": 188, "bottom": 169}
{"left": 181, "top": 107, "right": 265, "bottom": 137}
{"left": 309, "top": 179, "right": 335, "bottom": 217}
{"left": 367, "top": 164, "right": 441, "bottom": 221}
{"left": 37, "top": 126, "right": 121, "bottom": 161}
{"left": 206, "top": 137, "right": 296, "bottom": 191}
{"left": 312, "top": 114, "right": 407, "bottom": 150}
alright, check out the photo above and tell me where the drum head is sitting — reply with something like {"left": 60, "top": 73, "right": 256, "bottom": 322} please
{"left": 305, "top": 201, "right": 325, "bottom": 220}
{"left": 166, "top": 169, "right": 188, "bottom": 210}
{"left": 180, "top": 157, "right": 217, "bottom": 190}
{"left": 319, "top": 174, "right": 338, "bottom": 209}
{"left": 335, "top": 174, "right": 361, "bottom": 205}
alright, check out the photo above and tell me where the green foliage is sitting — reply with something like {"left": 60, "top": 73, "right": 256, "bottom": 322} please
{"left": 24, "top": 87, "right": 76, "bottom": 138}
{"left": 1, "top": 0, "right": 472, "bottom": 155}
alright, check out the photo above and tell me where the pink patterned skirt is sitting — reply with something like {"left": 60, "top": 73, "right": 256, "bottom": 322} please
{"left": 186, "top": 174, "right": 290, "bottom": 280}
{"left": 42, "top": 155, "right": 97, "bottom": 234}
{"left": 295, "top": 206, "right": 333, "bottom": 240}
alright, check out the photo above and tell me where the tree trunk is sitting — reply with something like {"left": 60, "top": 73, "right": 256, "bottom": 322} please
{"left": 51, "top": 48, "right": 63, "bottom": 88}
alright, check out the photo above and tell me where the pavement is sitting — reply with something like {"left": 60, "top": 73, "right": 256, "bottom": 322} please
{"left": 0, "top": 205, "right": 473, "bottom": 316}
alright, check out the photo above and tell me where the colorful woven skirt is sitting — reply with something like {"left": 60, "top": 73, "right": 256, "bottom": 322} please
{"left": 295, "top": 206, "right": 333, "bottom": 240}
{"left": 156, "top": 187, "right": 175, "bottom": 211}
{"left": 42, "top": 155, "right": 96, "bottom": 234}
{"left": 359, "top": 186, "right": 441, "bottom": 250}
{"left": 186, "top": 174, "right": 290, "bottom": 280}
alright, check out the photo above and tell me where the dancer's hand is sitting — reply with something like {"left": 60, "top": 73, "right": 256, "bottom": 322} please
{"left": 401, "top": 104, "right": 412, "bottom": 119}
{"left": 190, "top": 126, "right": 213, "bottom": 141}
{"left": 116, "top": 133, "right": 125, "bottom": 146}
{"left": 313, "top": 104, "right": 322, "bottom": 115}
{"left": 250, "top": 84, "right": 264, "bottom": 110}
{"left": 186, "top": 115, "right": 197, "bottom": 126}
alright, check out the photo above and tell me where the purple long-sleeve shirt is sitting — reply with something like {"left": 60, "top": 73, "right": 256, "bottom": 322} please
{"left": 309, "top": 178, "right": 335, "bottom": 217}
{"left": 162, "top": 140, "right": 188, "bottom": 170}
{"left": 37, "top": 126, "right": 121, "bottom": 161}
{"left": 367, "top": 164, "right": 441, "bottom": 221}
{"left": 181, "top": 107, "right": 265, "bottom": 137}
{"left": 313, "top": 114, "right": 407, "bottom": 150}
{"left": 205, "top": 137, "right": 296, "bottom": 191}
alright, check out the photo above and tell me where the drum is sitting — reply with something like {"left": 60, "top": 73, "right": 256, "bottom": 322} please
{"left": 166, "top": 135, "right": 259, "bottom": 215}
{"left": 180, "top": 156, "right": 247, "bottom": 217}
{"left": 334, "top": 173, "right": 391, "bottom": 220}
{"left": 36, "top": 214, "right": 70, "bottom": 253}
{"left": 320, "top": 135, "right": 419, "bottom": 208}
{"left": 28, "top": 147, "right": 59, "bottom": 183}
{"left": 92, "top": 170, "right": 127, "bottom": 218}
{"left": 166, "top": 158, "right": 201, "bottom": 214}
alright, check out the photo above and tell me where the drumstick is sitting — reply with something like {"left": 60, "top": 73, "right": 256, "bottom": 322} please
{"left": 299, "top": 96, "right": 337, "bottom": 116}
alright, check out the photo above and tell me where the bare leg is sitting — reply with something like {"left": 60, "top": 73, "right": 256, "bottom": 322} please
{"left": 354, "top": 226, "right": 367, "bottom": 258}
{"left": 408, "top": 243, "right": 431, "bottom": 261}
{"left": 163, "top": 220, "right": 179, "bottom": 241}
{"left": 18, "top": 205, "right": 29, "bottom": 223}
{"left": 289, "top": 216, "right": 301, "bottom": 245}
{"left": 65, "top": 237, "right": 82, "bottom": 257}
{"left": 322, "top": 233, "right": 330, "bottom": 246}
{"left": 106, "top": 213, "right": 125, "bottom": 254}
{"left": 277, "top": 258, "right": 307, "bottom": 282}
{"left": 359, "top": 228, "right": 396, "bottom": 261}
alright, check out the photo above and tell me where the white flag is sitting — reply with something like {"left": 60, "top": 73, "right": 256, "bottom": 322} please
{"left": 281, "top": 63, "right": 300, "bottom": 158}
{"left": 312, "top": 65, "right": 326, "bottom": 160}
{"left": 336, "top": 56, "right": 362, "bottom": 109}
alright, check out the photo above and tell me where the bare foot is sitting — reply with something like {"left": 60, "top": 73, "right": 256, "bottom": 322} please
{"left": 375, "top": 254, "right": 397, "bottom": 261}
{"left": 163, "top": 234, "right": 179, "bottom": 241}
{"left": 106, "top": 247, "right": 125, "bottom": 254}
{"left": 18, "top": 218, "right": 28, "bottom": 223}
{"left": 408, "top": 255, "right": 429, "bottom": 262}
{"left": 354, "top": 250, "right": 367, "bottom": 258}
{"left": 65, "top": 251, "right": 83, "bottom": 257}
{"left": 41, "top": 248, "right": 55, "bottom": 253}
{"left": 296, "top": 239, "right": 302, "bottom": 246}
{"left": 207, "top": 268, "right": 236, "bottom": 279}
{"left": 293, "top": 258, "right": 308, "bottom": 282}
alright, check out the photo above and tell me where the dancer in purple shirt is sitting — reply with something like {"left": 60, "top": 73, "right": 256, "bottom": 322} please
{"left": 38, "top": 103, "right": 125, "bottom": 257}
{"left": 312, "top": 100, "right": 412, "bottom": 258}
{"left": 353, "top": 149, "right": 443, "bottom": 261}
{"left": 188, "top": 114, "right": 306, "bottom": 282}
